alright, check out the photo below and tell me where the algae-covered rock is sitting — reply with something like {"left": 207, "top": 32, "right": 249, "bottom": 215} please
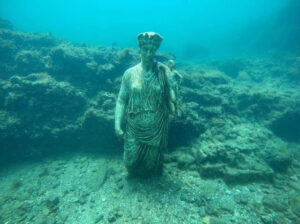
{"left": 214, "top": 58, "right": 246, "bottom": 78}
{"left": 80, "top": 101, "right": 120, "bottom": 151}
{"left": 224, "top": 166, "right": 274, "bottom": 184}
{"left": 192, "top": 123, "right": 289, "bottom": 183}
{"left": 209, "top": 217, "right": 229, "bottom": 224}
{"left": 169, "top": 149, "right": 196, "bottom": 170}
{"left": 0, "top": 73, "right": 88, "bottom": 162}
{"left": 263, "top": 195, "right": 289, "bottom": 213}
{"left": 15, "top": 50, "right": 47, "bottom": 74}
{"left": 264, "top": 148, "right": 292, "bottom": 172}
{"left": 0, "top": 18, "right": 13, "bottom": 30}
{"left": 4, "top": 73, "right": 87, "bottom": 128}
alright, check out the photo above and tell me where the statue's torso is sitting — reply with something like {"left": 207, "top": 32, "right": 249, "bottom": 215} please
{"left": 123, "top": 63, "right": 169, "bottom": 145}
{"left": 125, "top": 63, "right": 168, "bottom": 116}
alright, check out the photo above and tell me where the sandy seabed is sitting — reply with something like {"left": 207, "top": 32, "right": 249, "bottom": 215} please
{"left": 0, "top": 149, "right": 298, "bottom": 224}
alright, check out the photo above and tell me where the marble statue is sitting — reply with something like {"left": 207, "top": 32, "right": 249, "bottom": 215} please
{"left": 115, "top": 32, "right": 180, "bottom": 177}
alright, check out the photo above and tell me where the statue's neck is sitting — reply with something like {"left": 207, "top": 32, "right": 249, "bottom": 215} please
{"left": 141, "top": 57, "right": 155, "bottom": 72}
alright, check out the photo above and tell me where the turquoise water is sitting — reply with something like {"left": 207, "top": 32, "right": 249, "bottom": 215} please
{"left": 0, "top": 0, "right": 295, "bottom": 58}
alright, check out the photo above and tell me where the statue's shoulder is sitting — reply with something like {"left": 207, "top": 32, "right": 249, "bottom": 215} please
{"left": 123, "top": 64, "right": 140, "bottom": 80}
{"left": 157, "top": 62, "right": 170, "bottom": 74}
{"left": 157, "top": 62, "right": 173, "bottom": 83}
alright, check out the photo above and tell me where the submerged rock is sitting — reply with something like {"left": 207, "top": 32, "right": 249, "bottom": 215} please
{"left": 2, "top": 72, "right": 86, "bottom": 133}
{"left": 177, "top": 122, "right": 292, "bottom": 183}
{"left": 264, "top": 148, "right": 292, "bottom": 172}
{"left": 263, "top": 195, "right": 289, "bottom": 213}
{"left": 107, "top": 207, "right": 123, "bottom": 223}
{"left": 85, "top": 159, "right": 109, "bottom": 191}
{"left": 0, "top": 18, "right": 13, "bottom": 30}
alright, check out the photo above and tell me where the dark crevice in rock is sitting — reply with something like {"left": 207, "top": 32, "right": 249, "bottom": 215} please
{"left": 271, "top": 110, "right": 300, "bottom": 143}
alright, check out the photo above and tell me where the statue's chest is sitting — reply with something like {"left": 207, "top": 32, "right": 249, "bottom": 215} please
{"left": 130, "top": 73, "right": 163, "bottom": 95}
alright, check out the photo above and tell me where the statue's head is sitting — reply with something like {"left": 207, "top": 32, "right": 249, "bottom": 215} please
{"left": 137, "top": 32, "right": 163, "bottom": 58}
{"left": 167, "top": 59, "right": 175, "bottom": 70}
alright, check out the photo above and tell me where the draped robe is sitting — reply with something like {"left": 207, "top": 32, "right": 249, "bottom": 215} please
{"left": 117, "top": 62, "right": 172, "bottom": 176}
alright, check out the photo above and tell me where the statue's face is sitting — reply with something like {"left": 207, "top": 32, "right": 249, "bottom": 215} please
{"left": 137, "top": 32, "right": 162, "bottom": 59}
{"left": 140, "top": 43, "right": 158, "bottom": 58}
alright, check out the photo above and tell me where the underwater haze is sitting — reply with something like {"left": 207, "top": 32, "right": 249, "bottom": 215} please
{"left": 0, "top": 0, "right": 300, "bottom": 223}
{"left": 1, "top": 0, "right": 298, "bottom": 58}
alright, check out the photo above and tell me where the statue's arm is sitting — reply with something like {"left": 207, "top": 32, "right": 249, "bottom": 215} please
{"left": 115, "top": 72, "right": 129, "bottom": 139}
{"left": 167, "top": 69, "right": 183, "bottom": 117}
{"left": 169, "top": 84, "right": 176, "bottom": 114}
{"left": 165, "top": 68, "right": 177, "bottom": 115}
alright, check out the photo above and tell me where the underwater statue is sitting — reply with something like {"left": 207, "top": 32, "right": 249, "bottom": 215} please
{"left": 167, "top": 59, "right": 183, "bottom": 117}
{"left": 115, "top": 32, "right": 180, "bottom": 177}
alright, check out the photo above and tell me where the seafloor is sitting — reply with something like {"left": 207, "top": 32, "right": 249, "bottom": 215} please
{"left": 0, "top": 20, "right": 299, "bottom": 224}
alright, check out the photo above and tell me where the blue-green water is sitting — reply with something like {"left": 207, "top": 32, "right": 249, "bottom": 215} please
{"left": 0, "top": 1, "right": 299, "bottom": 223}
{"left": 1, "top": 0, "right": 298, "bottom": 58}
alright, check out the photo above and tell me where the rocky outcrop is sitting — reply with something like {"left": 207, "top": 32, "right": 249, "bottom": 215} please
{"left": 167, "top": 60, "right": 299, "bottom": 182}
{"left": 0, "top": 18, "right": 13, "bottom": 30}
{"left": 0, "top": 73, "right": 86, "bottom": 162}
{"left": 167, "top": 122, "right": 293, "bottom": 183}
